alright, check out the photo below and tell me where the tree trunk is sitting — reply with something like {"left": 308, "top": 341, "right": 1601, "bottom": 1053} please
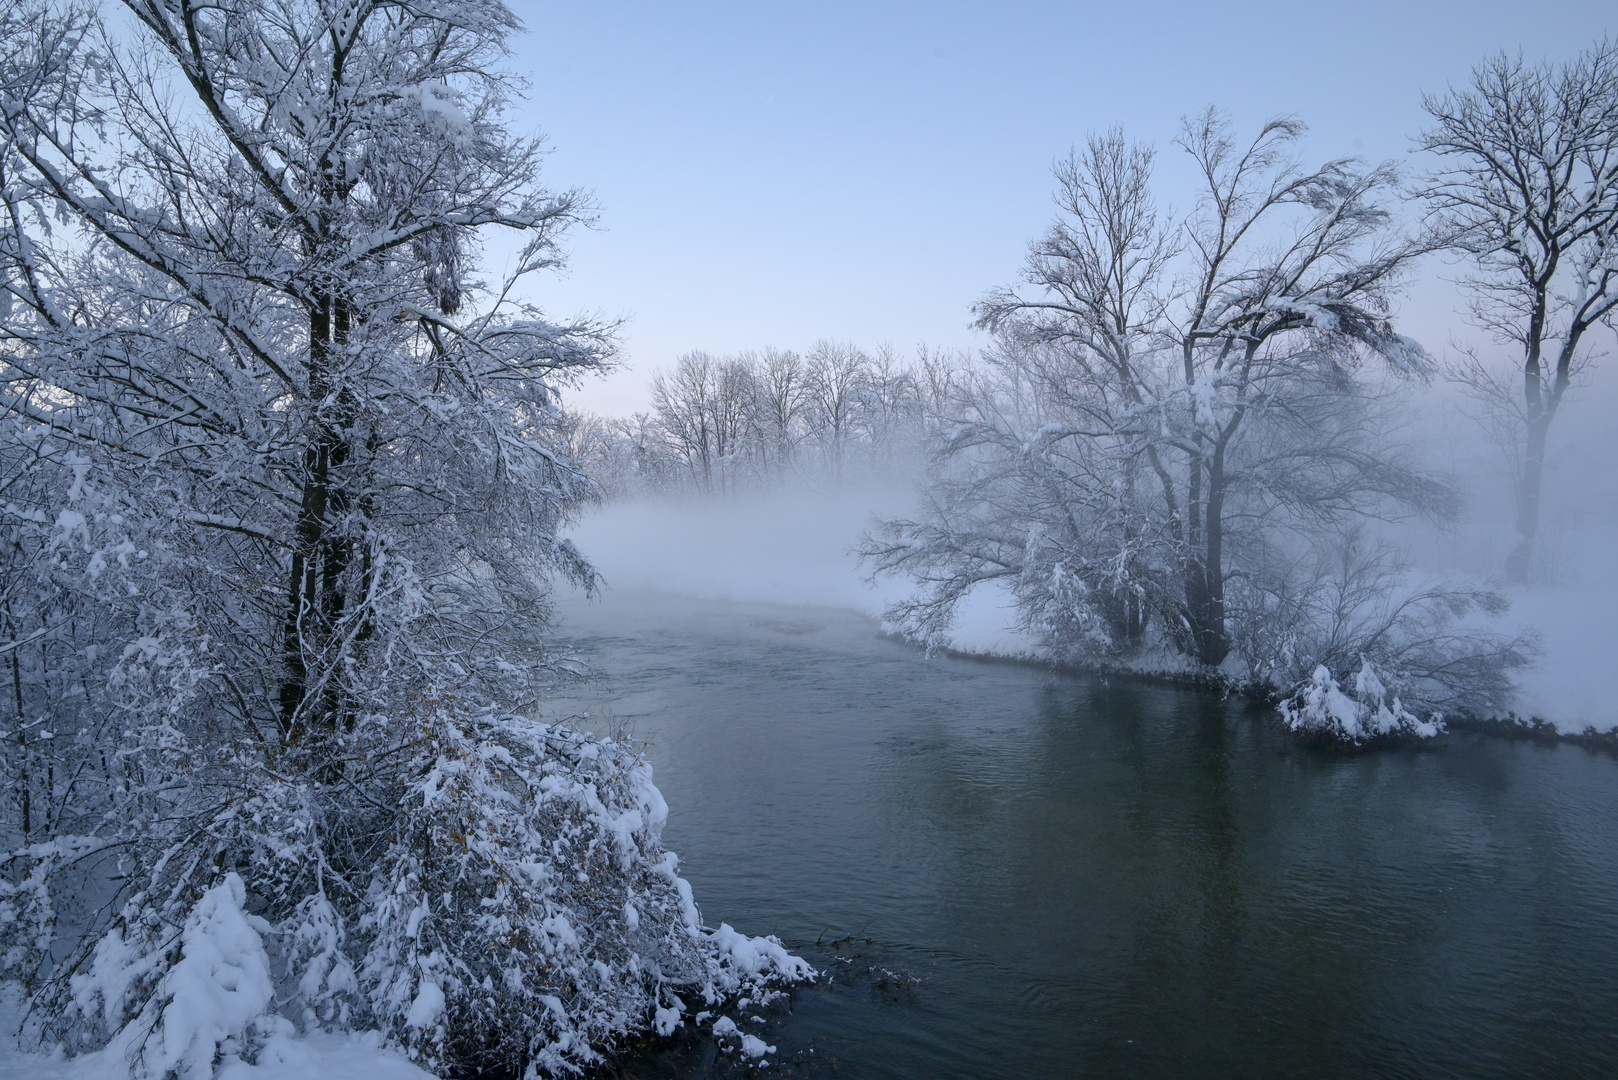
{"left": 1184, "top": 448, "right": 1230, "bottom": 668}
{"left": 279, "top": 294, "right": 355, "bottom": 743}
{"left": 1505, "top": 412, "right": 1550, "bottom": 585}
{"left": 1197, "top": 468, "right": 1229, "bottom": 667}
{"left": 1180, "top": 436, "right": 1230, "bottom": 667}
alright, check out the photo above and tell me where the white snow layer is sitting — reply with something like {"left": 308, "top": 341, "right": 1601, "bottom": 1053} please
{"left": 1506, "top": 580, "right": 1618, "bottom": 733}
{"left": 0, "top": 982, "right": 436, "bottom": 1080}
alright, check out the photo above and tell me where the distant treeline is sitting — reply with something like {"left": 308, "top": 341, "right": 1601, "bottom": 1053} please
{"left": 566, "top": 342, "right": 965, "bottom": 496}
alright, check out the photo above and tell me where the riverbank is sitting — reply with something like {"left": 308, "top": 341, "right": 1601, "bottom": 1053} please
{"left": 897, "top": 625, "right": 1618, "bottom": 755}
{"left": 567, "top": 493, "right": 1618, "bottom": 738}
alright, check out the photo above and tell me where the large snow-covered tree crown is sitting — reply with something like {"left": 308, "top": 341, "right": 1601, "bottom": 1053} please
{"left": 3, "top": 0, "right": 620, "bottom": 748}
{"left": 0, "top": 4, "right": 820, "bottom": 1078}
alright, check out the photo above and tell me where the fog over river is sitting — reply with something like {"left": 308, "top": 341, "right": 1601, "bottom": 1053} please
{"left": 548, "top": 590, "right": 1618, "bottom": 1079}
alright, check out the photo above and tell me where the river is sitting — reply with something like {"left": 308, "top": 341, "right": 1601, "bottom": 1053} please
{"left": 546, "top": 590, "right": 1618, "bottom": 1079}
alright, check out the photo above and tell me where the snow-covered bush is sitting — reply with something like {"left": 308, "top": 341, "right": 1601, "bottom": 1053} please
{"left": 1233, "top": 535, "right": 1536, "bottom": 739}
{"left": 1279, "top": 659, "right": 1439, "bottom": 741}
{"left": 356, "top": 711, "right": 809, "bottom": 1076}
{"left": 16, "top": 712, "right": 808, "bottom": 1079}
{"left": 82, "top": 874, "right": 277, "bottom": 1080}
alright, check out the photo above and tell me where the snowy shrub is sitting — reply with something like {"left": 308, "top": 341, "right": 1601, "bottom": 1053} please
{"left": 1279, "top": 659, "right": 1440, "bottom": 742}
{"left": 357, "top": 711, "right": 811, "bottom": 1076}
{"left": 16, "top": 713, "right": 810, "bottom": 1078}
{"left": 1233, "top": 535, "right": 1536, "bottom": 734}
{"left": 97, "top": 874, "right": 275, "bottom": 1080}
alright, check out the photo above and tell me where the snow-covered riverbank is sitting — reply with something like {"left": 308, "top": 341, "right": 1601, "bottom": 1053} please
{"left": 569, "top": 492, "right": 1618, "bottom": 735}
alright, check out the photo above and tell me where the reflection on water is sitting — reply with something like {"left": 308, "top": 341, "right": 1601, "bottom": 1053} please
{"left": 546, "top": 591, "right": 1618, "bottom": 1079}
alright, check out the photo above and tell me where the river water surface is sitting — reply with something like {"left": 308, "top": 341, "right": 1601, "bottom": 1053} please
{"left": 547, "top": 590, "right": 1618, "bottom": 1079}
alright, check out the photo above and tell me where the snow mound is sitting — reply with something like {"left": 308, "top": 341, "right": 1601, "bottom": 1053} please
{"left": 1280, "top": 660, "right": 1441, "bottom": 742}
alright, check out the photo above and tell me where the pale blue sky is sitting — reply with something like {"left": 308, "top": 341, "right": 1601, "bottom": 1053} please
{"left": 505, "top": 1, "right": 1613, "bottom": 414}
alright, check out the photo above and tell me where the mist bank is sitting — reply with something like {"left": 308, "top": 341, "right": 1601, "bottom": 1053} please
{"left": 565, "top": 485, "right": 1037, "bottom": 660}
{"left": 565, "top": 488, "right": 1618, "bottom": 736}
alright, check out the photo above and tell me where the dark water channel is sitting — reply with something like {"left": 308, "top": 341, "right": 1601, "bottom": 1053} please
{"left": 547, "top": 591, "right": 1618, "bottom": 1079}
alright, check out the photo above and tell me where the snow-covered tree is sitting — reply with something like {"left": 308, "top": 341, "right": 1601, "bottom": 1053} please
{"left": 0, "top": 0, "right": 808, "bottom": 1073}
{"left": 1417, "top": 42, "right": 1618, "bottom": 584}
{"left": 864, "top": 119, "right": 1529, "bottom": 731}
{"left": 4, "top": 0, "right": 615, "bottom": 741}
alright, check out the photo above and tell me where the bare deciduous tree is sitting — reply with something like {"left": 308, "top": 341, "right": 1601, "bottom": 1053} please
{"left": 934, "top": 119, "right": 1443, "bottom": 667}
{"left": 862, "top": 118, "right": 1529, "bottom": 732}
{"left": 637, "top": 342, "right": 937, "bottom": 494}
{"left": 805, "top": 340, "right": 871, "bottom": 481}
{"left": 1417, "top": 42, "right": 1618, "bottom": 584}
{"left": 752, "top": 347, "right": 809, "bottom": 476}
{"left": 651, "top": 352, "right": 721, "bottom": 489}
